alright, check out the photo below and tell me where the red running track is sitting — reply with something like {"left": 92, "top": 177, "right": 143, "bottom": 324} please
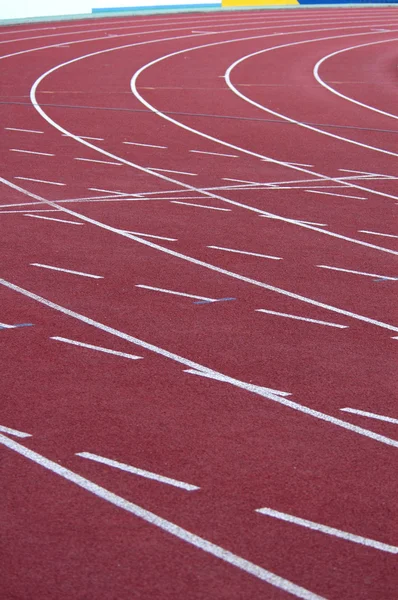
{"left": 1, "top": 7, "right": 397, "bottom": 600}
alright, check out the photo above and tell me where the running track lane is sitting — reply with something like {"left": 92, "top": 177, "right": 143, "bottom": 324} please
{"left": 1, "top": 8, "right": 397, "bottom": 600}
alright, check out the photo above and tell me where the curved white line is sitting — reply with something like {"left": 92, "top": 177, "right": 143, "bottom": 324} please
{"left": 313, "top": 37, "right": 398, "bottom": 120}
{"left": 224, "top": 35, "right": 398, "bottom": 159}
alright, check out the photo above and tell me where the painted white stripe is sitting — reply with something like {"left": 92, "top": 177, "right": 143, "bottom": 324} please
{"left": 77, "top": 452, "right": 199, "bottom": 490}
{"left": 51, "top": 336, "right": 142, "bottom": 360}
{"left": 0, "top": 322, "right": 13, "bottom": 328}
{"left": 317, "top": 265, "right": 397, "bottom": 281}
{"left": 15, "top": 176, "right": 65, "bottom": 186}
{"left": 136, "top": 284, "right": 216, "bottom": 302}
{"left": 223, "top": 177, "right": 259, "bottom": 184}
{"left": 259, "top": 215, "right": 328, "bottom": 227}
{"left": 31, "top": 263, "right": 103, "bottom": 279}
{"left": 74, "top": 157, "right": 122, "bottom": 165}
{"left": 340, "top": 408, "right": 398, "bottom": 425}
{"left": 89, "top": 187, "right": 126, "bottom": 196}
{"left": 4, "top": 277, "right": 398, "bottom": 452}
{"left": 190, "top": 150, "right": 238, "bottom": 158}
{"left": 10, "top": 149, "right": 54, "bottom": 157}
{"left": 339, "top": 169, "right": 394, "bottom": 179}
{"left": 256, "top": 309, "right": 347, "bottom": 328}
{"left": 24, "top": 214, "right": 83, "bottom": 225}
{"left": 286, "top": 162, "right": 314, "bottom": 167}
{"left": 306, "top": 190, "right": 367, "bottom": 200}
{"left": 123, "top": 231, "right": 177, "bottom": 242}
{"left": 63, "top": 135, "right": 104, "bottom": 141}
{"left": 256, "top": 507, "right": 398, "bottom": 554}
{"left": 123, "top": 141, "right": 167, "bottom": 149}
{"left": 5, "top": 127, "right": 43, "bottom": 134}
{"left": 359, "top": 230, "right": 398, "bottom": 239}
{"left": 150, "top": 168, "right": 197, "bottom": 176}
{"left": 0, "top": 425, "right": 31, "bottom": 438}
{"left": 208, "top": 246, "right": 281, "bottom": 260}
{"left": 171, "top": 201, "right": 231, "bottom": 212}
{"left": 0, "top": 435, "right": 322, "bottom": 600}
{"left": 0, "top": 209, "right": 60, "bottom": 214}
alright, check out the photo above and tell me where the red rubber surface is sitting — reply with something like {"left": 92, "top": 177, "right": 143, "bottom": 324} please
{"left": 1, "top": 8, "right": 397, "bottom": 600}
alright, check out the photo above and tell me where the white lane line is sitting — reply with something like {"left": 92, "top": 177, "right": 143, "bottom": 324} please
{"left": 0, "top": 425, "right": 31, "bottom": 438}
{"left": 76, "top": 452, "right": 199, "bottom": 490}
{"left": 149, "top": 168, "right": 197, "bottom": 176}
{"left": 63, "top": 134, "right": 104, "bottom": 141}
{"left": 0, "top": 209, "right": 60, "bottom": 214}
{"left": 5, "top": 127, "right": 43, "bottom": 134}
{"left": 123, "top": 141, "right": 167, "bottom": 149}
{"left": 223, "top": 177, "right": 259, "bottom": 184}
{"left": 259, "top": 215, "right": 328, "bottom": 227}
{"left": 317, "top": 265, "right": 397, "bottom": 281}
{"left": 0, "top": 436, "right": 322, "bottom": 600}
{"left": 74, "top": 157, "right": 122, "bottom": 165}
{"left": 15, "top": 176, "right": 65, "bottom": 186}
{"left": 256, "top": 507, "right": 398, "bottom": 554}
{"left": 359, "top": 230, "right": 398, "bottom": 239}
{"left": 306, "top": 190, "right": 367, "bottom": 200}
{"left": 5, "top": 276, "right": 398, "bottom": 453}
{"left": 136, "top": 284, "right": 217, "bottom": 302}
{"left": 256, "top": 309, "right": 347, "bottom": 329}
{"left": 30, "top": 263, "right": 103, "bottom": 279}
{"left": 171, "top": 201, "right": 231, "bottom": 212}
{"left": 339, "top": 169, "right": 394, "bottom": 179}
{"left": 190, "top": 150, "right": 238, "bottom": 158}
{"left": 286, "top": 162, "right": 314, "bottom": 167}
{"left": 51, "top": 336, "right": 142, "bottom": 360}
{"left": 89, "top": 187, "right": 126, "bottom": 196}
{"left": 10, "top": 149, "right": 55, "bottom": 157}
{"left": 340, "top": 408, "right": 398, "bottom": 425}
{"left": 208, "top": 246, "right": 281, "bottom": 260}
{"left": 24, "top": 214, "right": 84, "bottom": 225}
{"left": 122, "top": 231, "right": 177, "bottom": 241}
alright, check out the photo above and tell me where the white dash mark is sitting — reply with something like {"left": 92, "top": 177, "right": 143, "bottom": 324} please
{"left": 24, "top": 214, "right": 83, "bottom": 225}
{"left": 149, "top": 168, "right": 197, "bottom": 176}
{"left": 190, "top": 150, "right": 238, "bottom": 158}
{"left": 184, "top": 369, "right": 290, "bottom": 397}
{"left": 62, "top": 135, "right": 104, "bottom": 141}
{"left": 31, "top": 264, "right": 103, "bottom": 279}
{"left": 339, "top": 169, "right": 393, "bottom": 179}
{"left": 223, "top": 177, "right": 259, "bottom": 184}
{"left": 256, "top": 309, "right": 347, "bottom": 329}
{"left": 0, "top": 425, "right": 31, "bottom": 438}
{"left": 359, "top": 230, "right": 398, "bottom": 239}
{"left": 0, "top": 209, "right": 60, "bottom": 214}
{"left": 74, "top": 157, "right": 122, "bottom": 165}
{"left": 306, "top": 190, "right": 367, "bottom": 200}
{"left": 340, "top": 408, "right": 398, "bottom": 425}
{"left": 5, "top": 127, "right": 43, "bottom": 134}
{"left": 171, "top": 201, "right": 230, "bottom": 212}
{"left": 122, "top": 231, "right": 177, "bottom": 242}
{"left": 286, "top": 162, "right": 314, "bottom": 168}
{"left": 89, "top": 187, "right": 126, "bottom": 196}
{"left": 0, "top": 322, "right": 13, "bottom": 328}
{"left": 136, "top": 284, "right": 217, "bottom": 303}
{"left": 259, "top": 215, "right": 328, "bottom": 227}
{"left": 10, "top": 149, "right": 54, "bottom": 157}
{"left": 15, "top": 176, "right": 65, "bottom": 186}
{"left": 208, "top": 246, "right": 281, "bottom": 260}
{"left": 76, "top": 452, "right": 199, "bottom": 490}
{"left": 256, "top": 507, "right": 398, "bottom": 554}
{"left": 0, "top": 435, "right": 324, "bottom": 600}
{"left": 123, "top": 141, "right": 167, "bottom": 149}
{"left": 317, "top": 265, "right": 397, "bottom": 281}
{"left": 51, "top": 337, "right": 142, "bottom": 360}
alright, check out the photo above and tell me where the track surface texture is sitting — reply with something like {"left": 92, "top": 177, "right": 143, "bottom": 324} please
{"left": 1, "top": 7, "right": 397, "bottom": 600}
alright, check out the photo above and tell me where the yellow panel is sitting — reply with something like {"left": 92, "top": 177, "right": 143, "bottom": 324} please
{"left": 222, "top": 0, "right": 298, "bottom": 5}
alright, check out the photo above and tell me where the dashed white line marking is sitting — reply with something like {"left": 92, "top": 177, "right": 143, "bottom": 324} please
{"left": 24, "top": 214, "right": 83, "bottom": 225}
{"left": 190, "top": 150, "right": 238, "bottom": 158}
{"left": 256, "top": 507, "right": 398, "bottom": 554}
{"left": 123, "top": 141, "right": 167, "bottom": 149}
{"left": 122, "top": 231, "right": 177, "bottom": 242}
{"left": 0, "top": 425, "right": 31, "bottom": 438}
{"left": 359, "top": 230, "right": 398, "bottom": 239}
{"left": 51, "top": 336, "right": 142, "bottom": 359}
{"left": 171, "top": 201, "right": 231, "bottom": 212}
{"left": 63, "top": 134, "right": 104, "bottom": 141}
{"left": 286, "top": 162, "right": 314, "bottom": 168}
{"left": 256, "top": 309, "right": 347, "bottom": 328}
{"left": 340, "top": 408, "right": 398, "bottom": 425}
{"left": 10, "top": 149, "right": 55, "bottom": 157}
{"left": 74, "top": 157, "right": 122, "bottom": 165}
{"left": 30, "top": 263, "right": 103, "bottom": 279}
{"left": 0, "top": 434, "right": 322, "bottom": 600}
{"left": 136, "top": 284, "right": 217, "bottom": 302}
{"left": 76, "top": 452, "right": 199, "bottom": 490}
{"left": 223, "top": 177, "right": 259, "bottom": 184}
{"left": 89, "top": 187, "right": 126, "bottom": 196}
{"left": 317, "top": 265, "right": 397, "bottom": 280}
{"left": 15, "top": 176, "right": 65, "bottom": 186}
{"left": 5, "top": 127, "right": 43, "bottom": 134}
{"left": 149, "top": 168, "right": 197, "bottom": 176}
{"left": 306, "top": 190, "right": 367, "bottom": 200}
{"left": 208, "top": 246, "right": 281, "bottom": 260}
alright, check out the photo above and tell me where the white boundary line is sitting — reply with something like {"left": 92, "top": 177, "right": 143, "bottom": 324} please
{"left": 30, "top": 263, "right": 103, "bottom": 279}
{"left": 340, "top": 408, "right": 398, "bottom": 425}
{"left": 255, "top": 309, "right": 347, "bottom": 328}
{"left": 51, "top": 336, "right": 143, "bottom": 360}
